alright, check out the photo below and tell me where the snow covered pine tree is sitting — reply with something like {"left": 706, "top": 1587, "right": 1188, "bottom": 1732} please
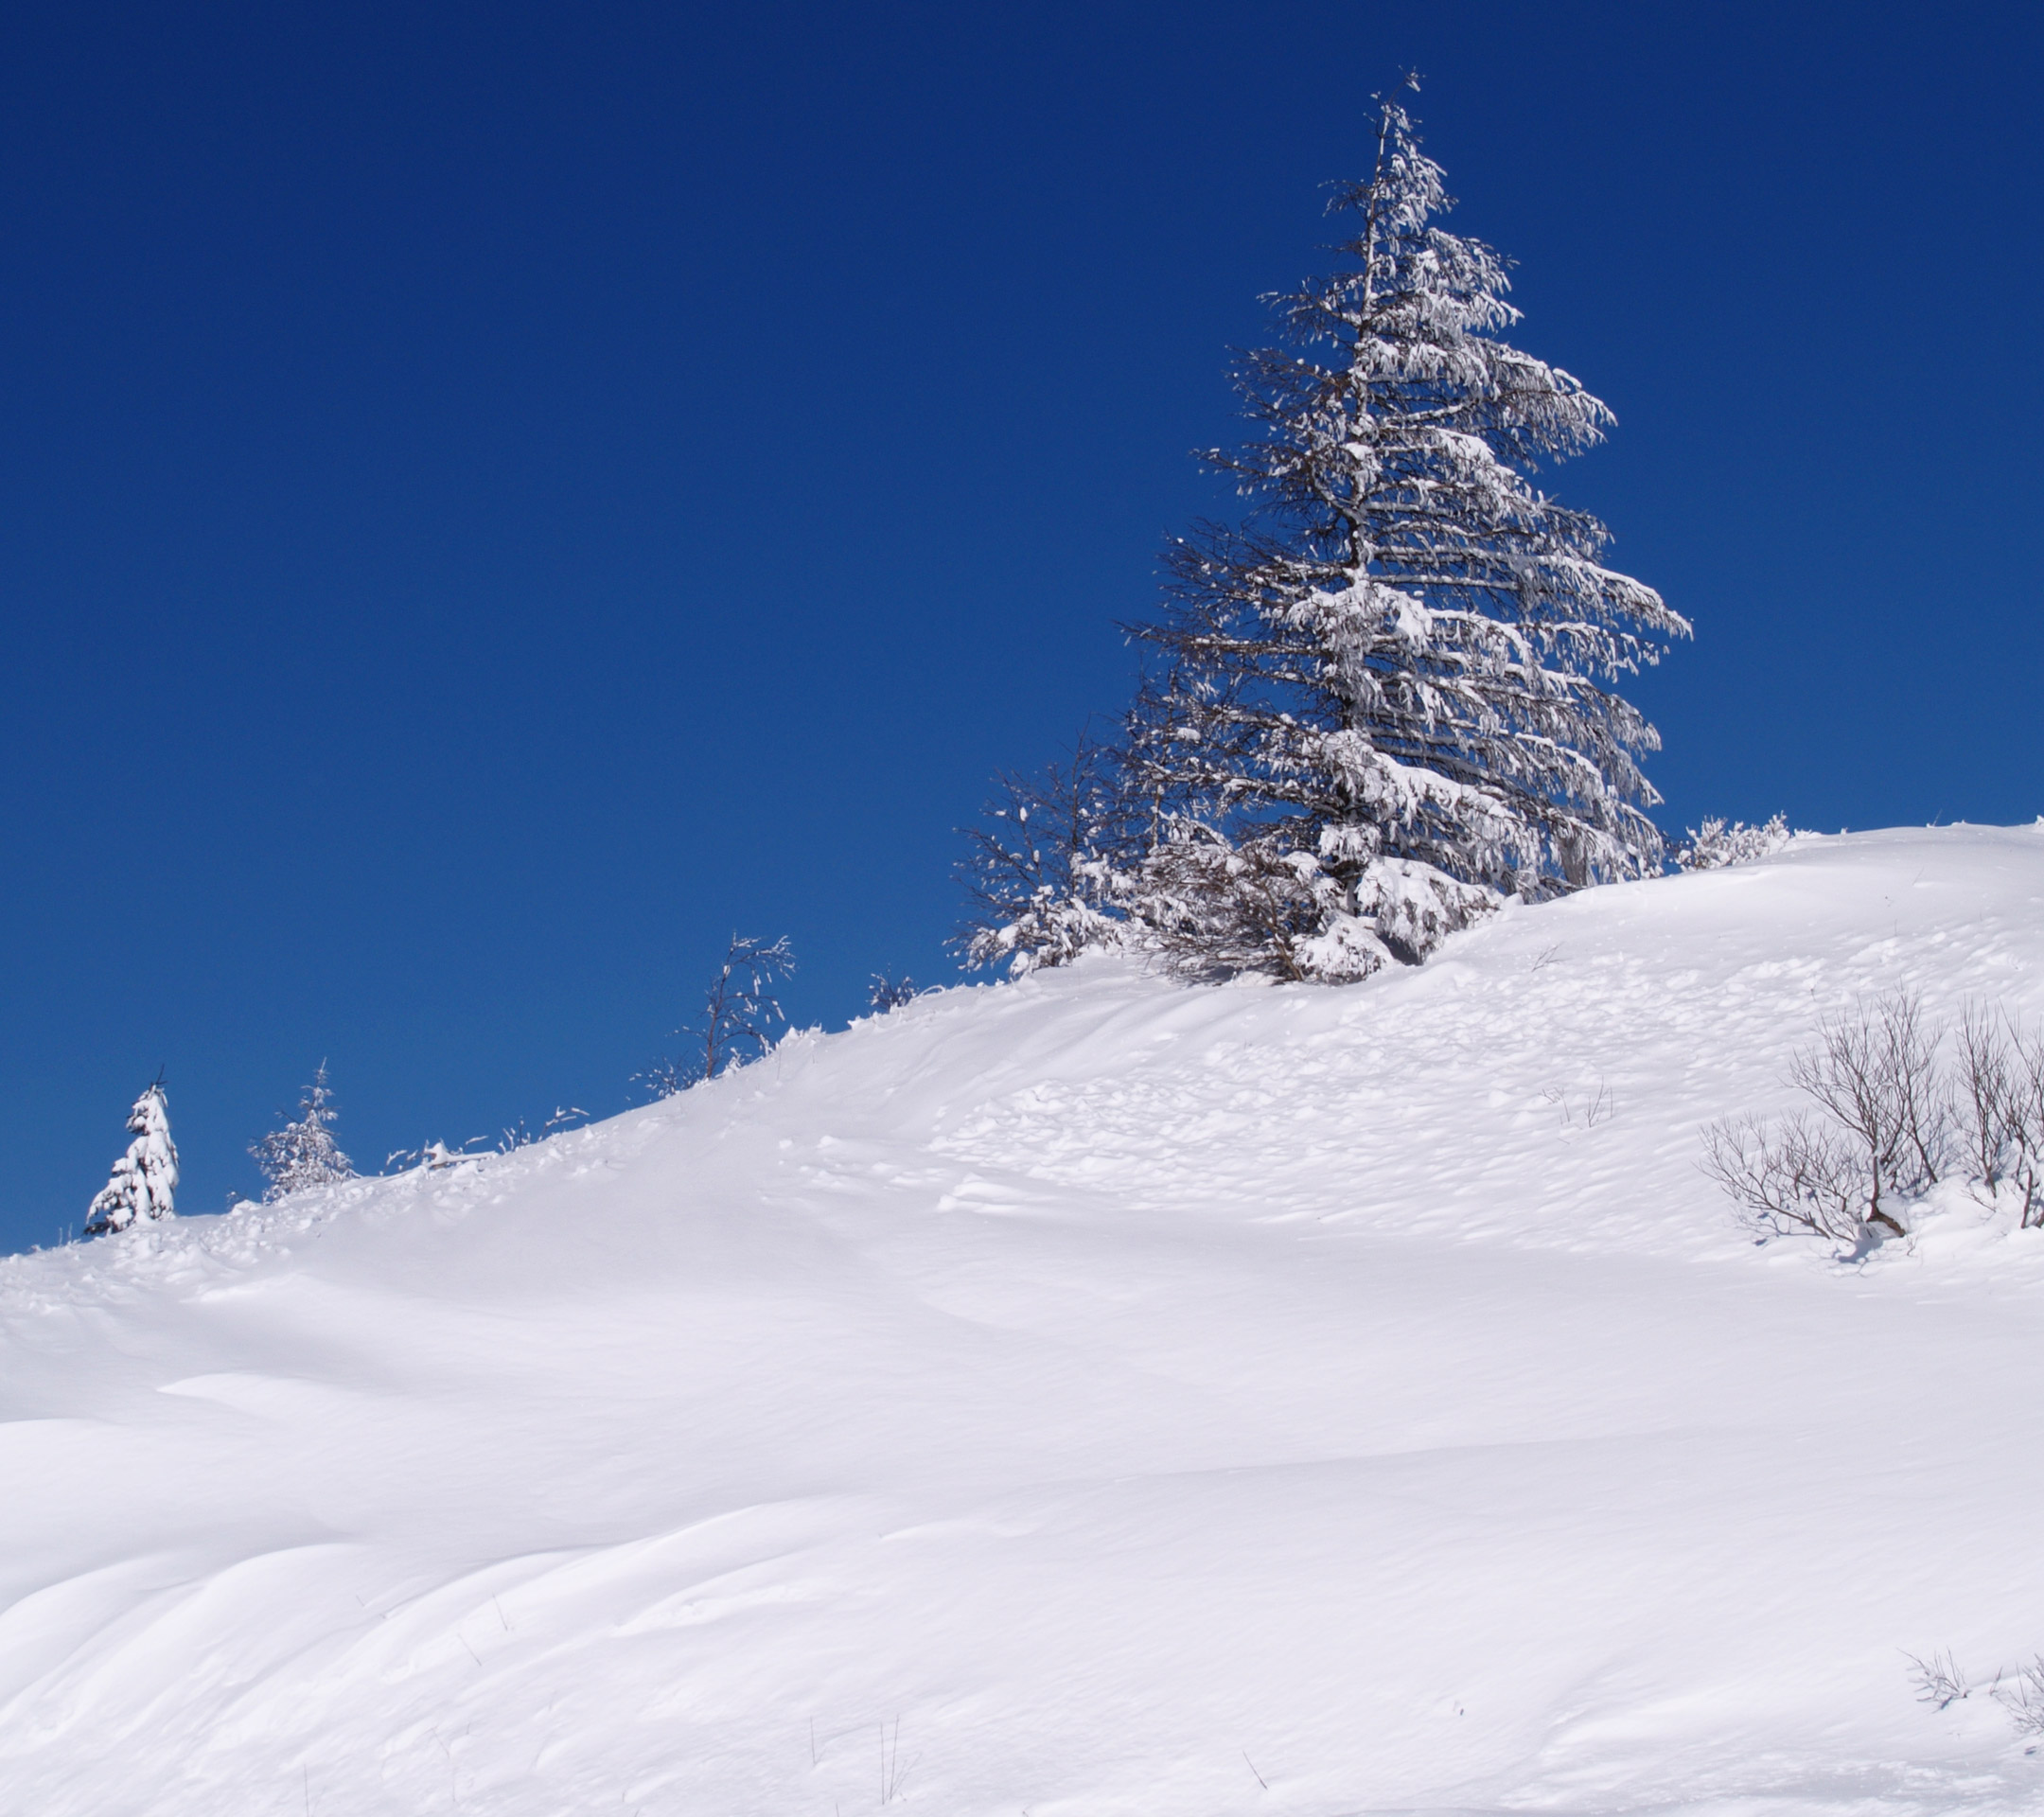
{"left": 84, "top": 1078, "right": 179, "bottom": 1235}
{"left": 250, "top": 1063, "right": 355, "bottom": 1201}
{"left": 1129, "top": 82, "right": 1688, "bottom": 981}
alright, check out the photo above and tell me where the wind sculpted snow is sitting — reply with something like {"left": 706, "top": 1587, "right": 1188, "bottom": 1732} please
{"left": 5, "top": 827, "right": 2044, "bottom": 1814}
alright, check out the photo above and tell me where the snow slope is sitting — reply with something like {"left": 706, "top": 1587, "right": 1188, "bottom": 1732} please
{"left": 6, "top": 826, "right": 2044, "bottom": 1817}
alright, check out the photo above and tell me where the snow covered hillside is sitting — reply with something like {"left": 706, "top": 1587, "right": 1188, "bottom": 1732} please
{"left": 8, "top": 827, "right": 2044, "bottom": 1817}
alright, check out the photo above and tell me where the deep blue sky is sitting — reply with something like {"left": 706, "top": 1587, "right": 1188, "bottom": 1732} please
{"left": 4, "top": 1, "right": 2039, "bottom": 1248}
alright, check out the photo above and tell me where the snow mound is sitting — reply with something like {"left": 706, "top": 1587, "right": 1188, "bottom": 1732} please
{"left": 6, "top": 826, "right": 2044, "bottom": 1816}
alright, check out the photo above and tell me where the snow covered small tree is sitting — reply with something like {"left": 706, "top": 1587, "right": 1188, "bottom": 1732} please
{"left": 84, "top": 1079, "right": 179, "bottom": 1236}
{"left": 957, "top": 731, "right": 1150, "bottom": 976}
{"left": 1127, "top": 81, "right": 1689, "bottom": 980}
{"left": 640, "top": 934, "right": 797, "bottom": 1097}
{"left": 250, "top": 1062, "right": 355, "bottom": 1201}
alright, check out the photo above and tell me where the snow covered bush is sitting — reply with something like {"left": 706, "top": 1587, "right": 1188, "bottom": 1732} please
{"left": 867, "top": 974, "right": 920, "bottom": 1014}
{"left": 1705, "top": 993, "right": 2044, "bottom": 1243}
{"left": 957, "top": 732, "right": 1146, "bottom": 978}
{"left": 250, "top": 1063, "right": 354, "bottom": 1201}
{"left": 1674, "top": 815, "right": 1794, "bottom": 871}
{"left": 84, "top": 1079, "right": 178, "bottom": 1235}
{"left": 1119, "top": 82, "right": 1687, "bottom": 982}
{"left": 640, "top": 934, "right": 796, "bottom": 1096}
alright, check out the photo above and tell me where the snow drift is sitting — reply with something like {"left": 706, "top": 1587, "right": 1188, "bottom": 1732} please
{"left": 6, "top": 826, "right": 2044, "bottom": 1816}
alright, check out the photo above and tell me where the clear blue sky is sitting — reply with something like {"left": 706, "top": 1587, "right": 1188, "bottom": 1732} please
{"left": 4, "top": 1, "right": 2039, "bottom": 1249}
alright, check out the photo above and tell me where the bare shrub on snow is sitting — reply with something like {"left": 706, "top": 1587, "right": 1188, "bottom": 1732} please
{"left": 1708, "top": 994, "right": 2044, "bottom": 1244}
{"left": 1703, "top": 1112, "right": 1868, "bottom": 1242}
{"left": 1705, "top": 992, "right": 1949, "bottom": 1241}
{"left": 1994, "top": 1657, "right": 2044, "bottom": 1737}
{"left": 1674, "top": 814, "right": 1796, "bottom": 871}
{"left": 1904, "top": 1649, "right": 2044, "bottom": 1738}
{"left": 1787, "top": 992, "right": 1947, "bottom": 1234}
{"left": 1953, "top": 1006, "right": 2044, "bottom": 1227}
{"left": 1904, "top": 1649, "right": 1972, "bottom": 1710}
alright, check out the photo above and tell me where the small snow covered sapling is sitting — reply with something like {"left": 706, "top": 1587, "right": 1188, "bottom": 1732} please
{"left": 84, "top": 1077, "right": 179, "bottom": 1236}
{"left": 250, "top": 1062, "right": 355, "bottom": 1201}
{"left": 639, "top": 934, "right": 797, "bottom": 1098}
{"left": 491, "top": 1110, "right": 589, "bottom": 1151}
{"left": 956, "top": 728, "right": 1147, "bottom": 978}
{"left": 867, "top": 974, "right": 919, "bottom": 1014}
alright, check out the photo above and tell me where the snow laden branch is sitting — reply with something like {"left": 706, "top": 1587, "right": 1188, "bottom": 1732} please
{"left": 1675, "top": 815, "right": 1796, "bottom": 871}
{"left": 638, "top": 934, "right": 797, "bottom": 1099}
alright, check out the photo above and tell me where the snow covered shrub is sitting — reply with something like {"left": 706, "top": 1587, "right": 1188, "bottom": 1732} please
{"left": 958, "top": 732, "right": 1146, "bottom": 978}
{"left": 867, "top": 974, "right": 919, "bottom": 1013}
{"left": 639, "top": 934, "right": 796, "bottom": 1096}
{"left": 1674, "top": 815, "right": 1794, "bottom": 871}
{"left": 1120, "top": 81, "right": 1687, "bottom": 982}
{"left": 84, "top": 1079, "right": 178, "bottom": 1235}
{"left": 250, "top": 1062, "right": 354, "bottom": 1201}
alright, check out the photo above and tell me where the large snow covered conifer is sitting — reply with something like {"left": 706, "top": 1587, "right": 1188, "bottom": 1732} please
{"left": 84, "top": 1080, "right": 179, "bottom": 1235}
{"left": 1128, "top": 85, "right": 1688, "bottom": 980}
{"left": 250, "top": 1063, "right": 355, "bottom": 1201}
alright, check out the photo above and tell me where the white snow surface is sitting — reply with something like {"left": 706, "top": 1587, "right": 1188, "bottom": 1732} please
{"left": 8, "top": 826, "right": 2044, "bottom": 1816}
